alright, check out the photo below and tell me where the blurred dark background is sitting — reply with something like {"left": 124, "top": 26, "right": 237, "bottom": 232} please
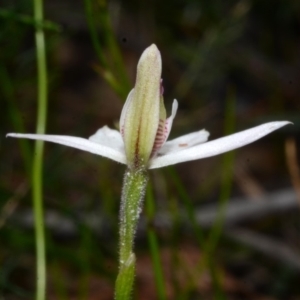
{"left": 1, "top": 0, "right": 300, "bottom": 299}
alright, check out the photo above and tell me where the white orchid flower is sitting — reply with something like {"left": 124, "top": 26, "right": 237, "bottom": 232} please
{"left": 7, "top": 44, "right": 290, "bottom": 170}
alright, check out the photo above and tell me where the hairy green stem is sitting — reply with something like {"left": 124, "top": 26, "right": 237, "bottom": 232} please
{"left": 33, "top": 0, "right": 48, "bottom": 299}
{"left": 115, "top": 168, "right": 148, "bottom": 300}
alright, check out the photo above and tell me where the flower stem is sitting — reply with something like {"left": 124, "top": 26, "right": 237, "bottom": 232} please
{"left": 33, "top": 0, "right": 48, "bottom": 299}
{"left": 115, "top": 168, "right": 148, "bottom": 300}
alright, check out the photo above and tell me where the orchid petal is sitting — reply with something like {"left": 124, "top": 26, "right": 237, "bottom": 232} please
{"left": 7, "top": 133, "right": 127, "bottom": 164}
{"left": 89, "top": 126, "right": 124, "bottom": 153}
{"left": 163, "top": 99, "right": 178, "bottom": 144}
{"left": 119, "top": 88, "right": 134, "bottom": 137}
{"left": 149, "top": 121, "right": 291, "bottom": 169}
{"left": 158, "top": 129, "right": 209, "bottom": 155}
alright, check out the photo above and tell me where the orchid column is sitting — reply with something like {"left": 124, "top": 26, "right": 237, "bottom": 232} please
{"left": 115, "top": 44, "right": 163, "bottom": 299}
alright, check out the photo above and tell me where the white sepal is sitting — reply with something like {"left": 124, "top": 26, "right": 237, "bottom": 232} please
{"left": 149, "top": 121, "right": 291, "bottom": 169}
{"left": 7, "top": 132, "right": 127, "bottom": 164}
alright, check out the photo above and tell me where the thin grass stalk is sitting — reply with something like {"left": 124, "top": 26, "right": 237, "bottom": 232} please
{"left": 98, "top": 2, "right": 131, "bottom": 91}
{"left": 166, "top": 167, "right": 205, "bottom": 246}
{"left": 0, "top": 8, "right": 61, "bottom": 31}
{"left": 0, "top": 66, "right": 32, "bottom": 176}
{"left": 32, "top": 0, "right": 48, "bottom": 299}
{"left": 84, "top": 0, "right": 127, "bottom": 99}
{"left": 166, "top": 167, "right": 207, "bottom": 298}
{"left": 50, "top": 262, "right": 68, "bottom": 300}
{"left": 145, "top": 181, "right": 166, "bottom": 300}
{"left": 84, "top": 0, "right": 107, "bottom": 67}
{"left": 207, "top": 87, "right": 236, "bottom": 251}
{"left": 204, "top": 87, "right": 236, "bottom": 299}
